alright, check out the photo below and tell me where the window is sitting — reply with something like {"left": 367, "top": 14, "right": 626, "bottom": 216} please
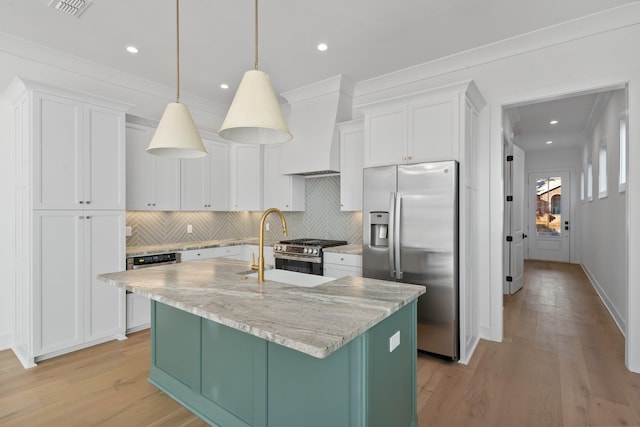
{"left": 599, "top": 145, "right": 607, "bottom": 199}
{"left": 580, "top": 171, "right": 585, "bottom": 201}
{"left": 587, "top": 162, "right": 593, "bottom": 201}
{"left": 620, "top": 115, "right": 628, "bottom": 192}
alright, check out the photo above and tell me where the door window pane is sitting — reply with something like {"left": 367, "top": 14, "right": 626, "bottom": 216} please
{"left": 536, "top": 177, "right": 562, "bottom": 236}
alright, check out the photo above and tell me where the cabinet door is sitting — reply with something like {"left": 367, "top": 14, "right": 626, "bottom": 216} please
{"left": 126, "top": 124, "right": 155, "bottom": 210}
{"left": 181, "top": 144, "right": 209, "bottom": 210}
{"left": 409, "top": 98, "right": 456, "bottom": 162}
{"left": 84, "top": 211, "right": 126, "bottom": 342}
{"left": 339, "top": 121, "right": 364, "bottom": 211}
{"left": 85, "top": 106, "right": 126, "bottom": 210}
{"left": 207, "top": 139, "right": 230, "bottom": 210}
{"left": 34, "top": 211, "right": 84, "bottom": 355}
{"left": 230, "top": 144, "right": 262, "bottom": 211}
{"left": 364, "top": 105, "right": 406, "bottom": 167}
{"left": 126, "top": 123, "right": 180, "bottom": 211}
{"left": 33, "top": 93, "right": 83, "bottom": 209}
{"left": 263, "top": 144, "right": 305, "bottom": 211}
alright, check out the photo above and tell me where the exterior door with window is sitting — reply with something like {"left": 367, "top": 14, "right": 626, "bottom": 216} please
{"left": 528, "top": 171, "right": 570, "bottom": 262}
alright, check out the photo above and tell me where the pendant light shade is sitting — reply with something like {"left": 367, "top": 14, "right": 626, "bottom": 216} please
{"left": 146, "top": 0, "right": 207, "bottom": 158}
{"left": 218, "top": 0, "right": 291, "bottom": 144}
{"left": 147, "top": 102, "right": 207, "bottom": 158}
{"left": 218, "top": 70, "right": 292, "bottom": 144}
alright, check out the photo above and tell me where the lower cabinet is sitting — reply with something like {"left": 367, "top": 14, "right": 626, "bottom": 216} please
{"left": 323, "top": 252, "right": 362, "bottom": 278}
{"left": 180, "top": 246, "right": 243, "bottom": 262}
{"left": 150, "top": 301, "right": 417, "bottom": 427}
{"left": 32, "top": 210, "right": 126, "bottom": 360}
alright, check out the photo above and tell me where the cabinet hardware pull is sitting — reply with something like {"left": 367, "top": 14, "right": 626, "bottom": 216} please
{"left": 152, "top": 203, "right": 156, "bottom": 206}
{"left": 85, "top": 201, "right": 90, "bottom": 204}
{"left": 79, "top": 201, "right": 84, "bottom": 204}
{"left": 147, "top": 203, "right": 151, "bottom": 206}
{"left": 85, "top": 216, "right": 91, "bottom": 219}
{"left": 79, "top": 216, "right": 84, "bottom": 219}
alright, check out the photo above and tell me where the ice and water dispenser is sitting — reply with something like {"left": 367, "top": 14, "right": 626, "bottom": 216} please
{"left": 369, "top": 211, "right": 389, "bottom": 248}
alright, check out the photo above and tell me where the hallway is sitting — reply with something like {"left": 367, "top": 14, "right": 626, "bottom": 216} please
{"left": 418, "top": 260, "right": 640, "bottom": 426}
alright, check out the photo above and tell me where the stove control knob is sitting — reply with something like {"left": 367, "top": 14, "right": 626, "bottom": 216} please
{"left": 313, "top": 249, "right": 319, "bottom": 255}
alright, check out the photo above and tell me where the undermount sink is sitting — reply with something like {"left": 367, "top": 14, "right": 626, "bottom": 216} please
{"left": 243, "top": 269, "right": 336, "bottom": 287}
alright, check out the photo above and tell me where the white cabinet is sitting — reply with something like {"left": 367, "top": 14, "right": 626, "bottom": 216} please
{"left": 181, "top": 136, "right": 230, "bottom": 211}
{"left": 33, "top": 92, "right": 125, "bottom": 210}
{"left": 34, "top": 210, "right": 126, "bottom": 357}
{"left": 126, "top": 293, "right": 151, "bottom": 333}
{"left": 338, "top": 119, "right": 364, "bottom": 211}
{"left": 323, "top": 252, "right": 362, "bottom": 278}
{"left": 5, "top": 79, "right": 128, "bottom": 368}
{"left": 361, "top": 81, "right": 483, "bottom": 168}
{"left": 180, "top": 246, "right": 243, "bottom": 262}
{"left": 230, "top": 144, "right": 263, "bottom": 211}
{"left": 263, "top": 144, "right": 305, "bottom": 211}
{"left": 126, "top": 123, "right": 181, "bottom": 211}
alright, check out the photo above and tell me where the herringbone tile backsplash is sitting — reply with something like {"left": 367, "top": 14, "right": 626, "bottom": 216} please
{"left": 126, "top": 176, "right": 362, "bottom": 246}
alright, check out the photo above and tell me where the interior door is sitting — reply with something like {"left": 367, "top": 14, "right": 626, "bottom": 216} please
{"left": 505, "top": 146, "right": 526, "bottom": 294}
{"left": 528, "top": 171, "right": 571, "bottom": 262}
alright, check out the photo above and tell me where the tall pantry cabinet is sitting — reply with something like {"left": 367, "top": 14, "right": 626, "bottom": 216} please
{"left": 4, "top": 78, "right": 128, "bottom": 368}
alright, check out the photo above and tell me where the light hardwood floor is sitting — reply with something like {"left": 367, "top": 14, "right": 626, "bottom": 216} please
{"left": 1, "top": 260, "right": 639, "bottom": 426}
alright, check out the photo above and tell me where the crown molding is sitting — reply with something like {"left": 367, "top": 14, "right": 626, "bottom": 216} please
{"left": 0, "top": 32, "right": 228, "bottom": 117}
{"left": 353, "top": 3, "right": 640, "bottom": 104}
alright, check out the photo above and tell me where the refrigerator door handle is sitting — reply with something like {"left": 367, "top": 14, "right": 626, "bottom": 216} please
{"left": 388, "top": 192, "right": 396, "bottom": 279}
{"left": 395, "top": 192, "right": 403, "bottom": 280}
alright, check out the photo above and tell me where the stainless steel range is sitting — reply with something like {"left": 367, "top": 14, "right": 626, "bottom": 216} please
{"left": 274, "top": 238, "right": 347, "bottom": 275}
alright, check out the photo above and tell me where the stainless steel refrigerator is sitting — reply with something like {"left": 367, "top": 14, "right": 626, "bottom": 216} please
{"left": 362, "top": 161, "right": 458, "bottom": 360}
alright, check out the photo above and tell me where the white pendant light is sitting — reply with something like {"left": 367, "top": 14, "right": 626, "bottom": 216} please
{"left": 218, "top": 0, "right": 292, "bottom": 144}
{"left": 147, "top": 0, "right": 207, "bottom": 158}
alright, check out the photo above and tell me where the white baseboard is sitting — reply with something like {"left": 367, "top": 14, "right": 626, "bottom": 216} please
{"left": 459, "top": 335, "right": 480, "bottom": 365}
{"left": 581, "top": 264, "right": 626, "bottom": 336}
{"left": 126, "top": 324, "right": 150, "bottom": 334}
{"left": 10, "top": 344, "right": 37, "bottom": 369}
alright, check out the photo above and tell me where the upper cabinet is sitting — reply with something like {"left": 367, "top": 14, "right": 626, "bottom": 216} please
{"left": 360, "top": 81, "right": 485, "bottom": 168}
{"left": 230, "top": 143, "right": 263, "bottom": 211}
{"left": 338, "top": 119, "right": 364, "bottom": 211}
{"left": 126, "top": 123, "right": 181, "bottom": 211}
{"left": 30, "top": 91, "right": 125, "bottom": 210}
{"left": 181, "top": 135, "right": 230, "bottom": 211}
{"left": 263, "top": 144, "right": 305, "bottom": 211}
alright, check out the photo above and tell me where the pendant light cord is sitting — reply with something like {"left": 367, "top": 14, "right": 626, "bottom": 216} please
{"left": 254, "top": 0, "right": 259, "bottom": 70}
{"left": 176, "top": 0, "right": 181, "bottom": 103}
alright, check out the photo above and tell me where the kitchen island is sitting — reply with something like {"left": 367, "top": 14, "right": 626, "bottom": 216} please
{"left": 98, "top": 258, "right": 424, "bottom": 427}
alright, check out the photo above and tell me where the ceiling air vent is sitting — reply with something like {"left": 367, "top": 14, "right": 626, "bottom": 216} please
{"left": 48, "top": 0, "right": 92, "bottom": 17}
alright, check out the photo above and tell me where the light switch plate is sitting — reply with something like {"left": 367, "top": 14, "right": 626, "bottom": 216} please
{"left": 125, "top": 226, "right": 132, "bottom": 237}
{"left": 389, "top": 331, "right": 400, "bottom": 352}
{"left": 187, "top": 224, "right": 193, "bottom": 234}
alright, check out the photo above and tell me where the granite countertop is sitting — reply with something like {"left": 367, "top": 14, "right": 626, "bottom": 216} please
{"left": 126, "top": 238, "right": 278, "bottom": 257}
{"left": 98, "top": 258, "right": 423, "bottom": 359}
{"left": 324, "top": 244, "right": 362, "bottom": 255}
{"left": 127, "top": 239, "right": 362, "bottom": 257}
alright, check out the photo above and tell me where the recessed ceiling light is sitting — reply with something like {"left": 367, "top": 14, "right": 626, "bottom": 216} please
{"left": 126, "top": 46, "right": 139, "bottom": 54}
{"left": 546, "top": 140, "right": 553, "bottom": 145}
{"left": 550, "top": 120, "right": 558, "bottom": 125}
{"left": 220, "top": 83, "right": 229, "bottom": 90}
{"left": 317, "top": 43, "right": 328, "bottom": 52}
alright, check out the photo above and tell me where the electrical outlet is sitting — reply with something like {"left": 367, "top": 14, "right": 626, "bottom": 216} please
{"left": 389, "top": 331, "right": 400, "bottom": 352}
{"left": 187, "top": 224, "right": 193, "bottom": 234}
{"left": 125, "top": 226, "right": 132, "bottom": 237}
{"left": 266, "top": 222, "right": 270, "bottom": 231}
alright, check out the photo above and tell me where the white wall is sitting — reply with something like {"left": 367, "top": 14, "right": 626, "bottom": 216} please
{"left": 353, "top": 4, "right": 640, "bottom": 370}
{"left": 580, "top": 90, "right": 627, "bottom": 332}
{"left": 524, "top": 147, "right": 583, "bottom": 263}
{"left": 0, "top": 98, "right": 11, "bottom": 349}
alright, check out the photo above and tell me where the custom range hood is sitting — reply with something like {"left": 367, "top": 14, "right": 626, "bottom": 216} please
{"left": 279, "top": 75, "right": 353, "bottom": 176}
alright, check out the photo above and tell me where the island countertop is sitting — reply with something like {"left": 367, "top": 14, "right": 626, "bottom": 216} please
{"left": 98, "top": 258, "right": 424, "bottom": 359}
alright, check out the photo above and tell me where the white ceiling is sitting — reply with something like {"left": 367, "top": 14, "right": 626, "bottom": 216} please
{"left": 0, "top": 0, "right": 635, "bottom": 109}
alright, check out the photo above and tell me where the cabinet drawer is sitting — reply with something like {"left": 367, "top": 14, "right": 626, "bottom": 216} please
{"left": 323, "top": 252, "right": 362, "bottom": 267}
{"left": 180, "top": 246, "right": 242, "bottom": 262}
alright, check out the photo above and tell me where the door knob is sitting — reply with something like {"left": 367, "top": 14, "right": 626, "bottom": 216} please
{"left": 523, "top": 233, "right": 528, "bottom": 239}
